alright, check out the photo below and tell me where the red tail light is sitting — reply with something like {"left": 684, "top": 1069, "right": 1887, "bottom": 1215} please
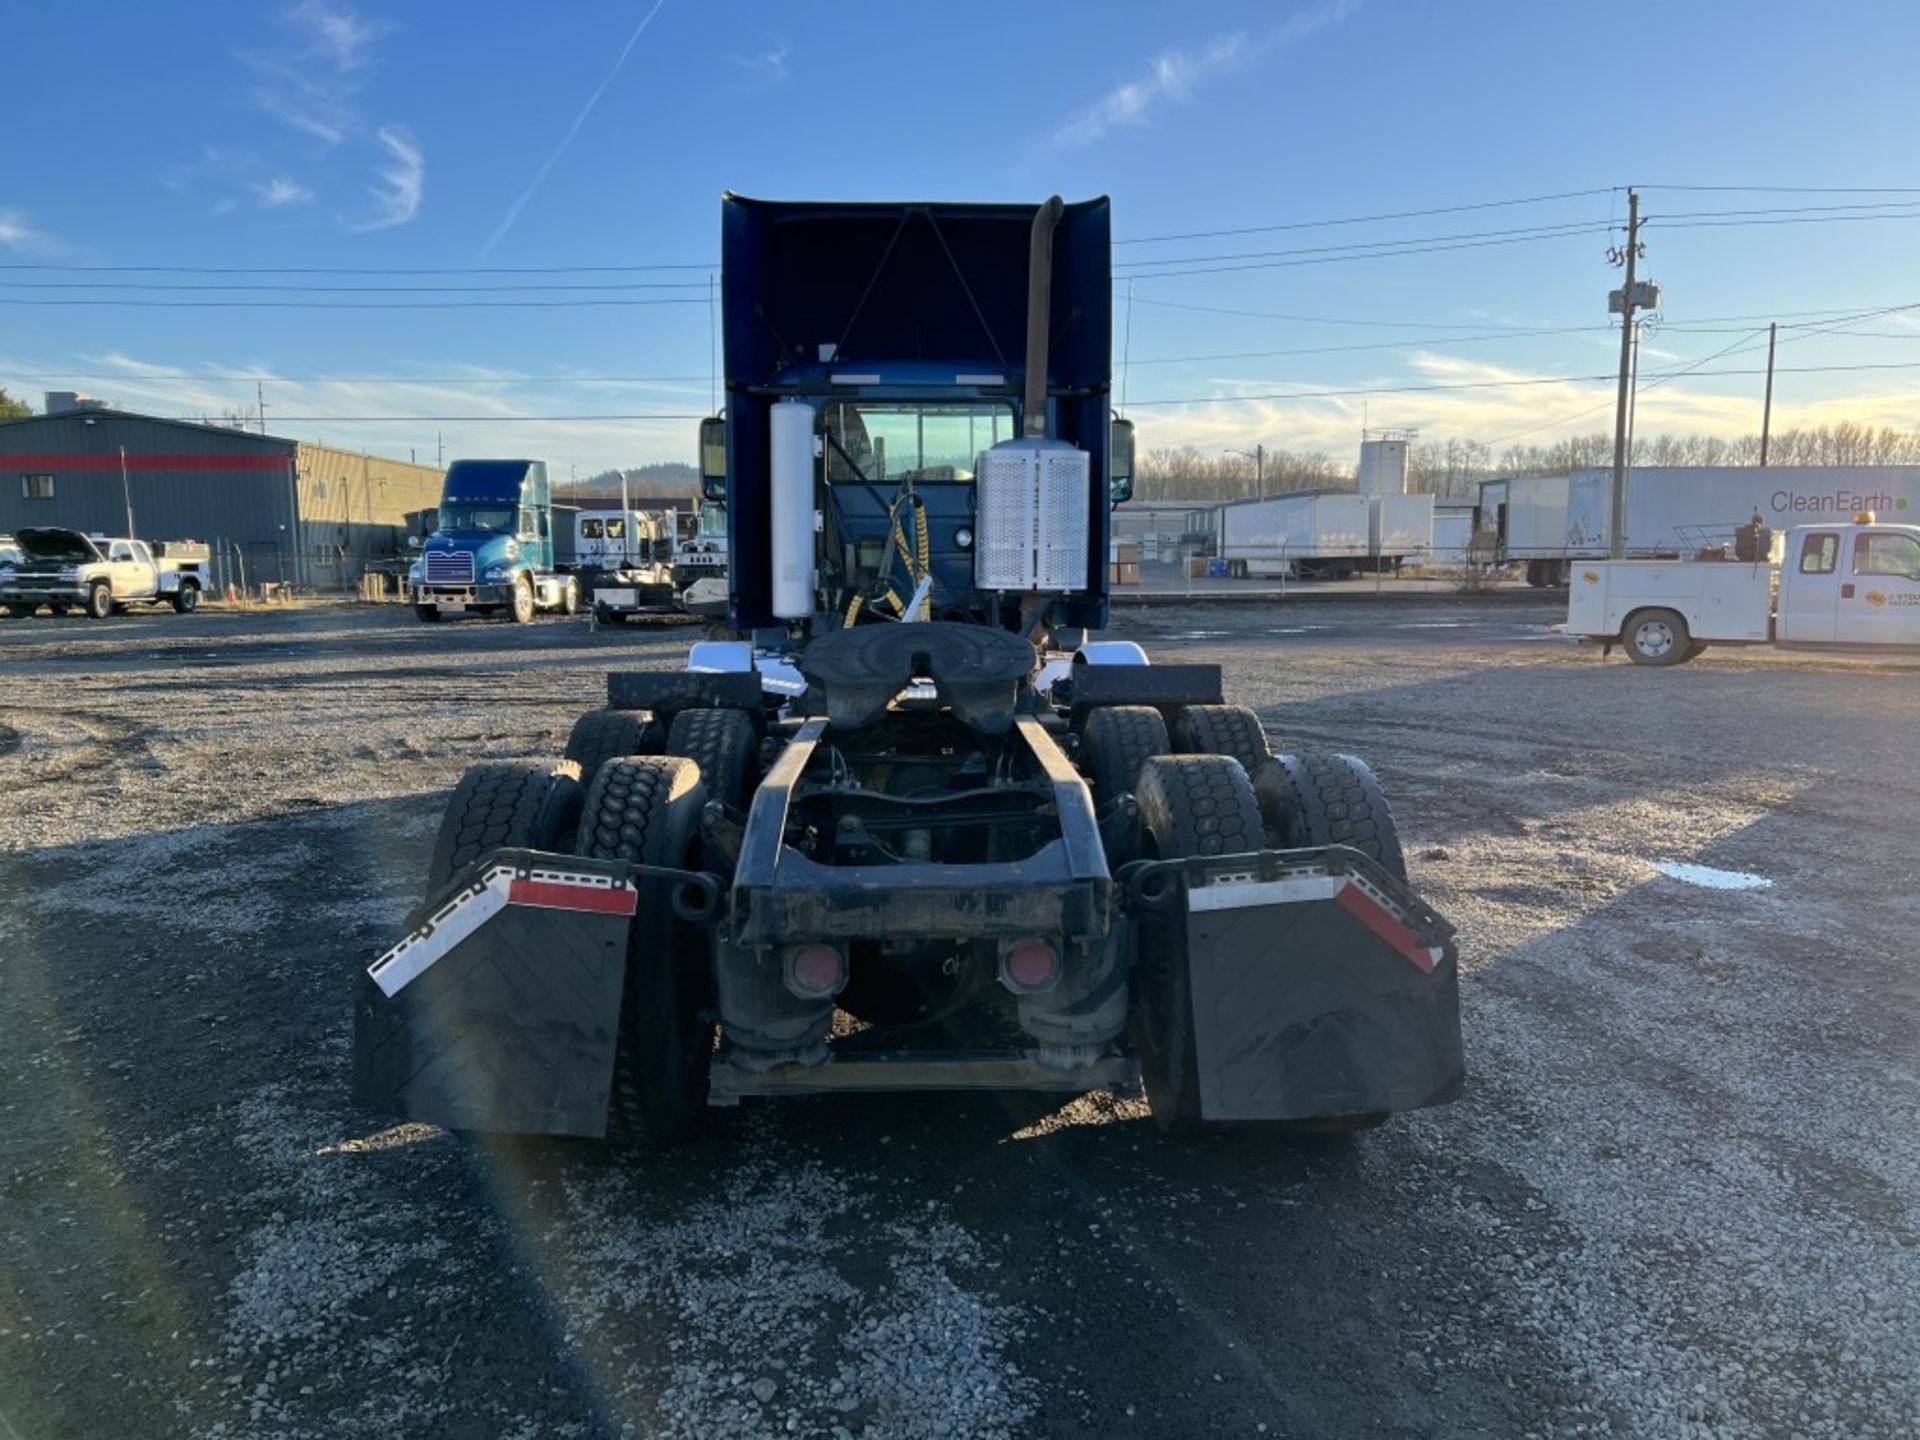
{"left": 785, "top": 943, "right": 846, "bottom": 999}
{"left": 1002, "top": 937, "right": 1059, "bottom": 992}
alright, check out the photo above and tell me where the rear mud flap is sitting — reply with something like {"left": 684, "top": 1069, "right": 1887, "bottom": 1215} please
{"left": 1130, "top": 849, "right": 1464, "bottom": 1122}
{"left": 351, "top": 849, "right": 719, "bottom": 1138}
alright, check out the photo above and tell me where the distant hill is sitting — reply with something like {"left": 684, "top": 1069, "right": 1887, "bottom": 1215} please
{"left": 556, "top": 463, "right": 699, "bottom": 503}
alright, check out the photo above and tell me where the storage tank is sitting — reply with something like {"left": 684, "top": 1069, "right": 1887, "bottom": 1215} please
{"left": 1356, "top": 437, "right": 1409, "bottom": 496}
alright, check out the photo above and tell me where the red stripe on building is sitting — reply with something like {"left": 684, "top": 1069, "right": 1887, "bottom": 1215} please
{"left": 1334, "top": 883, "right": 1437, "bottom": 973}
{"left": 6, "top": 453, "right": 290, "bottom": 473}
{"left": 507, "top": 878, "right": 638, "bottom": 916}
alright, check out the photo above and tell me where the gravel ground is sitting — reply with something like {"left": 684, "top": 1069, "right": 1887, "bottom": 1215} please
{"left": 1, "top": 600, "right": 1916, "bottom": 1439}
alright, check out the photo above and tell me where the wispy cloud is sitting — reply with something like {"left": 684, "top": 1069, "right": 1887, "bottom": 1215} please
{"left": 344, "top": 126, "right": 423, "bottom": 232}
{"left": 0, "top": 208, "right": 52, "bottom": 253}
{"left": 287, "top": 0, "right": 389, "bottom": 70}
{"left": 481, "top": 0, "right": 670, "bottom": 258}
{"left": 728, "top": 41, "right": 789, "bottom": 79}
{"left": 244, "top": 2, "right": 392, "bottom": 147}
{"left": 254, "top": 176, "right": 314, "bottom": 208}
{"left": 1046, "top": 1, "right": 1357, "bottom": 150}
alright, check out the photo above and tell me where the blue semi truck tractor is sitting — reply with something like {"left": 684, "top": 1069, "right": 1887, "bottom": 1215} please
{"left": 408, "top": 459, "right": 579, "bottom": 623}
{"left": 355, "top": 196, "right": 1464, "bottom": 1144}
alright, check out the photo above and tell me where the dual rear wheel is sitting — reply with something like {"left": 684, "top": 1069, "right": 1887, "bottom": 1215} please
{"left": 1078, "top": 702, "right": 1407, "bottom": 1136}
{"left": 427, "top": 705, "right": 759, "bottom": 1145}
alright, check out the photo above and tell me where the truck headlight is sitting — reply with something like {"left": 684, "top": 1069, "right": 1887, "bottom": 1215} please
{"left": 58, "top": 566, "right": 80, "bottom": 580}
{"left": 407, "top": 563, "right": 422, "bottom": 583}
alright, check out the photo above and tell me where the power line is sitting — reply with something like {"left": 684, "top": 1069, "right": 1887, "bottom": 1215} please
{"left": 0, "top": 261, "right": 716, "bottom": 275}
{"left": 1116, "top": 225, "right": 1614, "bottom": 280}
{"left": 1643, "top": 183, "right": 1920, "bottom": 194}
{"left": 160, "top": 412, "right": 708, "bottom": 423}
{"left": 1, "top": 372, "right": 710, "bottom": 385}
{"left": 0, "top": 279, "right": 711, "bottom": 293}
{"left": 1126, "top": 324, "right": 1615, "bottom": 367}
{"left": 1114, "top": 220, "right": 1614, "bottom": 273}
{"left": 1113, "top": 187, "right": 1619, "bottom": 245}
{"left": 1124, "top": 373, "right": 1615, "bottom": 407}
{"left": 0, "top": 297, "right": 710, "bottom": 310}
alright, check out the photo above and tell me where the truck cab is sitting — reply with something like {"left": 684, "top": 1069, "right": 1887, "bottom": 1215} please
{"left": 1777, "top": 520, "right": 1920, "bottom": 645}
{"left": 409, "top": 459, "right": 578, "bottom": 623}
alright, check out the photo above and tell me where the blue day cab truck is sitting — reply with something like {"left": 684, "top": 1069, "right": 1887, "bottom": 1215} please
{"left": 408, "top": 459, "right": 580, "bottom": 623}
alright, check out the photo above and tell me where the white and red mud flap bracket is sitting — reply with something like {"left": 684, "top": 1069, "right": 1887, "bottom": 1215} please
{"left": 1126, "top": 848, "right": 1465, "bottom": 1123}
{"left": 351, "top": 849, "right": 720, "bottom": 1138}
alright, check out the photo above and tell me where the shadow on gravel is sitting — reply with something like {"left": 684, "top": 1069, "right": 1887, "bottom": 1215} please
{"left": 1, "top": 796, "right": 1571, "bottom": 1440}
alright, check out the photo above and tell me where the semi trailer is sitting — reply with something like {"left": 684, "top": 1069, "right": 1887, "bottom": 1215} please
{"left": 1481, "top": 467, "right": 1920, "bottom": 587}
{"left": 353, "top": 195, "right": 1464, "bottom": 1143}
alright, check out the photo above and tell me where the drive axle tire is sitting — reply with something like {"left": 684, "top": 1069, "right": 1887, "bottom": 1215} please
{"left": 4, "top": 603, "right": 33, "bottom": 618}
{"left": 425, "top": 759, "right": 585, "bottom": 894}
{"left": 1171, "top": 704, "right": 1270, "bottom": 775}
{"left": 1080, "top": 705, "right": 1170, "bottom": 809}
{"left": 171, "top": 584, "right": 200, "bottom": 614}
{"left": 1131, "top": 755, "right": 1267, "bottom": 1133}
{"left": 414, "top": 604, "right": 441, "bottom": 623}
{"left": 1252, "top": 752, "right": 1407, "bottom": 881}
{"left": 564, "top": 708, "right": 663, "bottom": 785}
{"left": 86, "top": 582, "right": 114, "bottom": 620}
{"left": 574, "top": 755, "right": 713, "bottom": 1147}
{"left": 47, "top": 602, "right": 70, "bottom": 617}
{"left": 666, "top": 706, "right": 758, "bottom": 810}
{"left": 1623, "top": 608, "right": 1693, "bottom": 667}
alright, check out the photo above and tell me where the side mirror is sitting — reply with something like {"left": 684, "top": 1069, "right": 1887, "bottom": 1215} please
{"left": 700, "top": 415, "right": 727, "bottom": 502}
{"left": 1109, "top": 415, "right": 1136, "bottom": 506}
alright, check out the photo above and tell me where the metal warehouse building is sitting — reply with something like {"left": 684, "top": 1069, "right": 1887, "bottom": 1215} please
{"left": 0, "top": 399, "right": 444, "bottom": 590}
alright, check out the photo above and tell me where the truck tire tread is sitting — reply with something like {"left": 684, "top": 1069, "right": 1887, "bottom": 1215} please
{"left": 564, "top": 708, "right": 663, "bottom": 784}
{"left": 574, "top": 755, "right": 711, "bottom": 1145}
{"left": 1253, "top": 752, "right": 1407, "bottom": 879}
{"left": 665, "top": 706, "right": 758, "bottom": 809}
{"left": 426, "top": 759, "right": 584, "bottom": 894}
{"left": 1080, "top": 706, "right": 1170, "bottom": 809}
{"left": 1131, "top": 755, "right": 1266, "bottom": 1132}
{"left": 1171, "top": 704, "right": 1270, "bottom": 774}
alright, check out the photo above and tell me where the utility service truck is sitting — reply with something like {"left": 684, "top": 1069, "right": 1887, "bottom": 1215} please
{"left": 353, "top": 195, "right": 1464, "bottom": 1145}
{"left": 1566, "top": 512, "right": 1920, "bottom": 665}
{"left": 1, "top": 528, "right": 207, "bottom": 618}
{"left": 409, "top": 459, "right": 579, "bottom": 622}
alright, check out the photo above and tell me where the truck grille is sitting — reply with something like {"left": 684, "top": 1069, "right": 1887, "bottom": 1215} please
{"left": 424, "top": 551, "right": 475, "bottom": 584}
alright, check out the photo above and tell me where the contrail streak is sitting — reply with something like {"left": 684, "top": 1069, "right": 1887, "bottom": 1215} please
{"left": 479, "top": 0, "right": 669, "bottom": 257}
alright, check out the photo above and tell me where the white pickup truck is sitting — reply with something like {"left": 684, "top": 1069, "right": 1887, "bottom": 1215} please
{"left": 1566, "top": 515, "right": 1920, "bottom": 665}
{"left": 0, "top": 527, "right": 208, "bottom": 619}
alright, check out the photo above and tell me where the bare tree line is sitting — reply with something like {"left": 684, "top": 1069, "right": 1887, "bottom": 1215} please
{"left": 1137, "top": 422, "right": 1920, "bottom": 503}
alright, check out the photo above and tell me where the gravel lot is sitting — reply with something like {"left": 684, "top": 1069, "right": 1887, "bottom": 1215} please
{"left": 2, "top": 600, "right": 1916, "bottom": 1439}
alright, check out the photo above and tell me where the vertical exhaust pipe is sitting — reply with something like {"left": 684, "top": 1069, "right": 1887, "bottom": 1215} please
{"left": 1024, "top": 195, "right": 1065, "bottom": 439}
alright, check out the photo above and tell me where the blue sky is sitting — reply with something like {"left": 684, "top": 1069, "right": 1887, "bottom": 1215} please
{"left": 4, "top": 0, "right": 1919, "bottom": 473}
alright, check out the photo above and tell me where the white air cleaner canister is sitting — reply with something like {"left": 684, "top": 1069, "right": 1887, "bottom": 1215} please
{"left": 770, "top": 399, "right": 816, "bottom": 619}
{"left": 975, "top": 436, "right": 1089, "bottom": 592}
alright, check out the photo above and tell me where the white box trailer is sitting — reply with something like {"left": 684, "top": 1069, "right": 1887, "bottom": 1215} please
{"left": 1217, "top": 492, "right": 1371, "bottom": 578}
{"left": 1428, "top": 504, "right": 1479, "bottom": 567}
{"left": 1369, "top": 493, "right": 1434, "bottom": 567}
{"left": 1482, "top": 467, "right": 1920, "bottom": 586}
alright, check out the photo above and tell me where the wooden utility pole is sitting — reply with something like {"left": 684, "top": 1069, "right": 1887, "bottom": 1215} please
{"left": 1759, "top": 321, "right": 1778, "bottom": 467}
{"left": 1608, "top": 188, "right": 1642, "bottom": 558}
